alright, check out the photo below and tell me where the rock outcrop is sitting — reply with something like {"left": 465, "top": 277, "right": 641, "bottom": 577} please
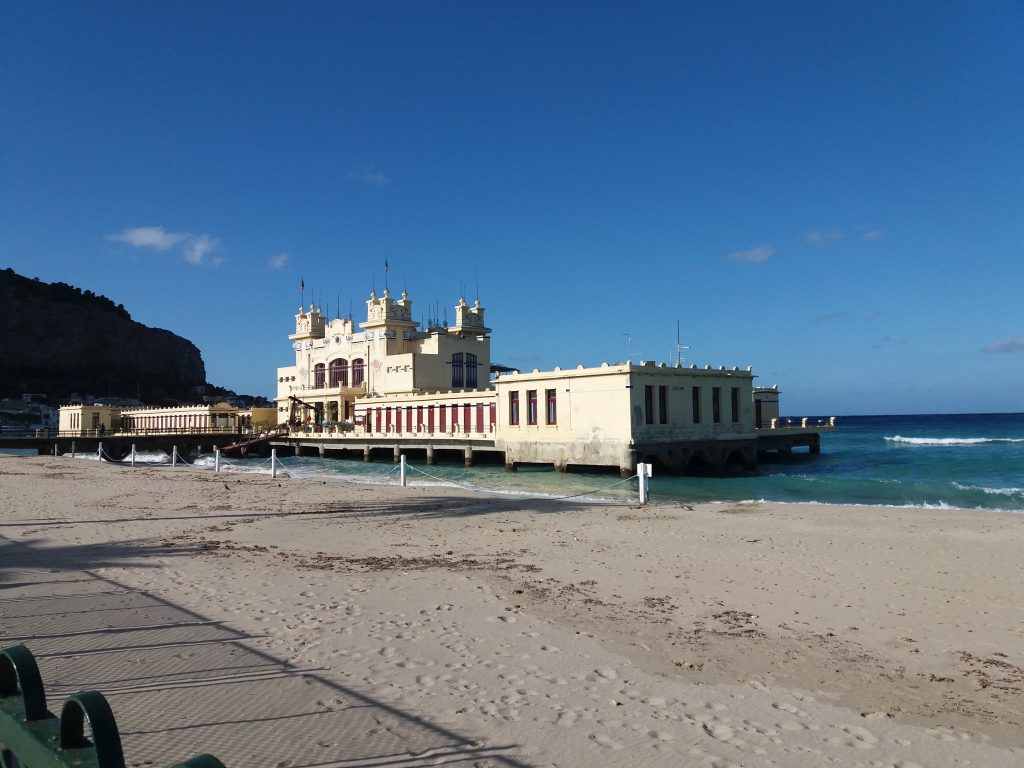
{"left": 0, "top": 268, "right": 206, "bottom": 402}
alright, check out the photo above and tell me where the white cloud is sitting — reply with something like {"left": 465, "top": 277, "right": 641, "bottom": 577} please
{"left": 107, "top": 226, "right": 188, "bottom": 251}
{"left": 347, "top": 166, "right": 391, "bottom": 187}
{"left": 108, "top": 226, "right": 222, "bottom": 267}
{"left": 982, "top": 336, "right": 1024, "bottom": 354}
{"left": 804, "top": 228, "right": 843, "bottom": 246}
{"left": 181, "top": 234, "right": 220, "bottom": 265}
{"left": 268, "top": 251, "right": 289, "bottom": 270}
{"left": 727, "top": 244, "right": 774, "bottom": 263}
{"left": 862, "top": 230, "right": 885, "bottom": 241}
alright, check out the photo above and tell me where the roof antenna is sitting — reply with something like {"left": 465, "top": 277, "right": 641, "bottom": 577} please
{"left": 475, "top": 269, "right": 480, "bottom": 302}
{"left": 348, "top": 299, "right": 353, "bottom": 321}
{"left": 675, "top": 320, "right": 690, "bottom": 365}
{"left": 384, "top": 257, "right": 389, "bottom": 292}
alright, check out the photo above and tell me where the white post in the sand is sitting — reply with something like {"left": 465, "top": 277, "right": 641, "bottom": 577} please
{"left": 172, "top": 446, "right": 178, "bottom": 467}
{"left": 271, "top": 448, "right": 278, "bottom": 478}
{"left": 638, "top": 462, "right": 653, "bottom": 504}
{"left": 97, "top": 442, "right": 103, "bottom": 461}
{"left": 53, "top": 444, "right": 57, "bottom": 457}
{"left": 400, "top": 453, "right": 407, "bottom": 486}
{"left": 215, "top": 448, "right": 221, "bottom": 473}
{"left": 131, "top": 444, "right": 136, "bottom": 467}
{"left": 71, "top": 441, "right": 76, "bottom": 457}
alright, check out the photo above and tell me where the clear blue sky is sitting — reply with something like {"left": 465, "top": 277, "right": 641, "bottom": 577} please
{"left": 2, "top": 1, "right": 1021, "bottom": 415}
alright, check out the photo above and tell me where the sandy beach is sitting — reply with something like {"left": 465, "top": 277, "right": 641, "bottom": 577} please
{"left": 1, "top": 454, "right": 1021, "bottom": 767}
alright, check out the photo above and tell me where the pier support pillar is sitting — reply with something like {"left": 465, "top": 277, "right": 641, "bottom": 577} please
{"left": 464, "top": 447, "right": 474, "bottom": 467}
{"left": 810, "top": 435, "right": 821, "bottom": 454}
{"left": 505, "top": 460, "right": 518, "bottom": 472}
{"left": 319, "top": 444, "right": 326, "bottom": 458}
{"left": 426, "top": 446, "right": 436, "bottom": 465}
{"left": 393, "top": 446, "right": 401, "bottom": 464}
{"left": 620, "top": 449, "right": 637, "bottom": 478}
{"left": 363, "top": 446, "right": 372, "bottom": 462}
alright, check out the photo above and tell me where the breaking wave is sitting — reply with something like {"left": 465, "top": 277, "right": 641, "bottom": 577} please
{"left": 885, "top": 435, "right": 1024, "bottom": 446}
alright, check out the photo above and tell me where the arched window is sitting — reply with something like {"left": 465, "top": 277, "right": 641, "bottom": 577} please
{"left": 466, "top": 353, "right": 478, "bottom": 388}
{"left": 329, "top": 358, "right": 348, "bottom": 387}
{"left": 313, "top": 363, "right": 326, "bottom": 388}
{"left": 352, "top": 358, "right": 365, "bottom": 386}
{"left": 451, "top": 353, "right": 464, "bottom": 388}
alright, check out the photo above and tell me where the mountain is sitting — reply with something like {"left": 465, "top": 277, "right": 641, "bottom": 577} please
{"left": 0, "top": 268, "right": 206, "bottom": 403}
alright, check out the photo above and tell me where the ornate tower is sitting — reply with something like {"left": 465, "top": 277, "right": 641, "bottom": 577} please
{"left": 289, "top": 305, "right": 326, "bottom": 342}
{"left": 451, "top": 297, "right": 491, "bottom": 336}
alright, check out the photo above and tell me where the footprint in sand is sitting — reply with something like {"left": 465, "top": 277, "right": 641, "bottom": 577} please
{"left": 840, "top": 724, "right": 879, "bottom": 748}
{"left": 589, "top": 733, "right": 624, "bottom": 749}
{"left": 594, "top": 668, "right": 618, "bottom": 681}
{"left": 772, "top": 701, "right": 809, "bottom": 718}
{"left": 702, "top": 722, "right": 734, "bottom": 741}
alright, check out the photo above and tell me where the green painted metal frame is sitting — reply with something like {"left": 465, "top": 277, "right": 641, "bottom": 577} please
{"left": 0, "top": 645, "right": 226, "bottom": 768}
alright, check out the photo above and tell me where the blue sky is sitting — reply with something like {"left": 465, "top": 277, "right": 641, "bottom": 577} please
{"left": 2, "top": 1, "right": 1021, "bottom": 415}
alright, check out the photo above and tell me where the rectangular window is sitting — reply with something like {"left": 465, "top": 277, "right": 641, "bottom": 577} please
{"left": 659, "top": 385, "right": 668, "bottom": 424}
{"left": 712, "top": 387, "right": 721, "bottom": 424}
{"left": 439, "top": 404, "right": 447, "bottom": 432}
{"left": 463, "top": 403, "right": 471, "bottom": 431}
{"left": 546, "top": 389, "right": 557, "bottom": 425}
{"left": 428, "top": 405, "right": 435, "bottom": 432}
{"left": 476, "top": 403, "right": 484, "bottom": 433}
{"left": 451, "top": 353, "right": 464, "bottom": 388}
{"left": 527, "top": 390, "right": 538, "bottom": 425}
{"left": 451, "top": 404, "right": 459, "bottom": 429}
{"left": 489, "top": 403, "right": 496, "bottom": 430}
{"left": 406, "top": 406, "right": 413, "bottom": 433}
{"left": 417, "top": 406, "right": 423, "bottom": 431}
{"left": 692, "top": 387, "right": 701, "bottom": 424}
{"left": 395, "top": 407, "right": 402, "bottom": 433}
{"left": 466, "top": 353, "right": 478, "bottom": 388}
{"left": 509, "top": 391, "right": 520, "bottom": 425}
{"left": 731, "top": 387, "right": 740, "bottom": 423}
{"left": 644, "top": 385, "right": 654, "bottom": 425}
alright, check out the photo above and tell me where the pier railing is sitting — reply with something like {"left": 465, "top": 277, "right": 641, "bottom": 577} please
{"left": 0, "top": 644, "right": 225, "bottom": 768}
{"left": 762, "top": 416, "right": 837, "bottom": 430}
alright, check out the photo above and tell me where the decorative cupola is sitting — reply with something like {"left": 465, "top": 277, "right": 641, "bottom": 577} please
{"left": 451, "top": 297, "right": 491, "bottom": 336}
{"left": 289, "top": 304, "right": 326, "bottom": 341}
{"left": 361, "top": 288, "right": 417, "bottom": 330}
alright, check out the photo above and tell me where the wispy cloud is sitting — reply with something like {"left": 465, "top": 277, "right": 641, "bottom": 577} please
{"left": 811, "top": 311, "right": 848, "bottom": 325}
{"left": 108, "top": 226, "right": 223, "bottom": 267}
{"left": 182, "top": 234, "right": 220, "bottom": 265}
{"left": 108, "top": 226, "right": 188, "bottom": 251}
{"left": 862, "top": 230, "right": 885, "bottom": 241}
{"left": 726, "top": 244, "right": 774, "bottom": 263}
{"left": 804, "top": 228, "right": 842, "bottom": 246}
{"left": 347, "top": 165, "right": 391, "bottom": 187}
{"left": 982, "top": 336, "right": 1024, "bottom": 354}
{"left": 268, "top": 251, "right": 289, "bottom": 270}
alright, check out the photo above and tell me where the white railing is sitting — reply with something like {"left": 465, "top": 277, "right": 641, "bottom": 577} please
{"left": 766, "top": 416, "right": 837, "bottom": 430}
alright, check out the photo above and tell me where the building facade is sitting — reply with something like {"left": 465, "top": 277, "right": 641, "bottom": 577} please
{"left": 269, "top": 288, "right": 812, "bottom": 475}
{"left": 275, "top": 289, "right": 491, "bottom": 430}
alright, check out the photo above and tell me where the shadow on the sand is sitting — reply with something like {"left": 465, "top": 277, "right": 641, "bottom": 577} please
{"left": 0, "top": 491, "right": 642, "bottom": 532}
{"left": 0, "top": 534, "right": 531, "bottom": 767}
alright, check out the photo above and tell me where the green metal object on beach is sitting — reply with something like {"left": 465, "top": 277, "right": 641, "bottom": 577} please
{"left": 0, "top": 644, "right": 226, "bottom": 768}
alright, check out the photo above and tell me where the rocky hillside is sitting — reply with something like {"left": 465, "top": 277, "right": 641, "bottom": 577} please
{"left": 0, "top": 268, "right": 206, "bottom": 402}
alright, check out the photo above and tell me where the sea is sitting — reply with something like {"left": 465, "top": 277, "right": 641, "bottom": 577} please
{"left": 4, "top": 413, "right": 1023, "bottom": 512}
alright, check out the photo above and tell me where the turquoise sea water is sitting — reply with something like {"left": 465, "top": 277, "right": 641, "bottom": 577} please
{"left": 230, "top": 412, "right": 1024, "bottom": 512}
{"left": 5, "top": 413, "right": 1023, "bottom": 511}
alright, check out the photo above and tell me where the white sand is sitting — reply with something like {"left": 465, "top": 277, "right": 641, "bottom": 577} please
{"left": 1, "top": 454, "right": 1021, "bottom": 767}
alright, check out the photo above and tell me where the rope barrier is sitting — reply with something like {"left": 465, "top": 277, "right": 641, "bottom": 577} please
{"left": 404, "top": 462, "right": 639, "bottom": 503}
{"left": 64, "top": 447, "right": 647, "bottom": 504}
